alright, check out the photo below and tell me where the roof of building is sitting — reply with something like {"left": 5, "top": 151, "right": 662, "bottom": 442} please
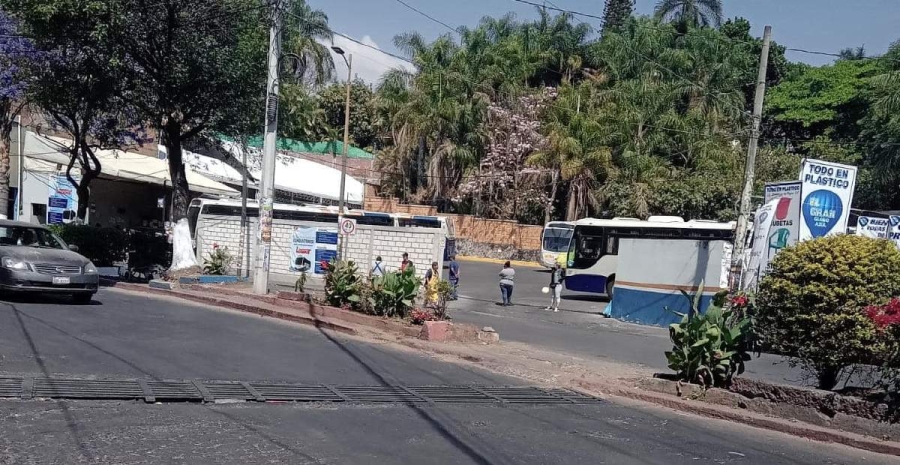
{"left": 244, "top": 136, "right": 374, "bottom": 160}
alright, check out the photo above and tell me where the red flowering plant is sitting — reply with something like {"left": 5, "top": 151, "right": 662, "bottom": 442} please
{"left": 865, "top": 298, "right": 900, "bottom": 330}
{"left": 410, "top": 308, "right": 438, "bottom": 325}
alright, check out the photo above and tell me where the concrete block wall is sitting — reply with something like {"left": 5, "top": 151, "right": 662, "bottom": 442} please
{"left": 196, "top": 216, "right": 443, "bottom": 281}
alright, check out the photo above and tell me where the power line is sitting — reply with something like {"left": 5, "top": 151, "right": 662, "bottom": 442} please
{"left": 509, "top": 0, "right": 603, "bottom": 21}
{"left": 392, "top": 0, "right": 459, "bottom": 35}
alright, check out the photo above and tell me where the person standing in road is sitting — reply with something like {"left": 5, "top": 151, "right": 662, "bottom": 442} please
{"left": 448, "top": 255, "right": 460, "bottom": 301}
{"left": 545, "top": 263, "right": 566, "bottom": 312}
{"left": 498, "top": 261, "right": 515, "bottom": 306}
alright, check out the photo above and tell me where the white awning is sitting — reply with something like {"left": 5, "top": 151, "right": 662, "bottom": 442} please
{"left": 23, "top": 132, "right": 238, "bottom": 196}
{"left": 184, "top": 141, "right": 364, "bottom": 203}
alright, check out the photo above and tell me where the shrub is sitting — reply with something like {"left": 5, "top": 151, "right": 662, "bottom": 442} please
{"left": 756, "top": 235, "right": 900, "bottom": 390}
{"left": 865, "top": 299, "right": 900, "bottom": 394}
{"left": 368, "top": 268, "right": 421, "bottom": 318}
{"left": 52, "top": 224, "right": 128, "bottom": 266}
{"left": 432, "top": 280, "right": 453, "bottom": 321}
{"left": 410, "top": 308, "right": 438, "bottom": 325}
{"left": 665, "top": 284, "right": 751, "bottom": 388}
{"left": 295, "top": 272, "right": 308, "bottom": 293}
{"left": 127, "top": 230, "right": 171, "bottom": 269}
{"left": 322, "top": 260, "right": 363, "bottom": 309}
{"left": 202, "top": 244, "right": 231, "bottom": 275}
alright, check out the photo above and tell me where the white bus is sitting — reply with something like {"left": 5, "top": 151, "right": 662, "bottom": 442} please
{"left": 564, "top": 216, "right": 734, "bottom": 298}
{"left": 539, "top": 221, "right": 575, "bottom": 268}
{"left": 187, "top": 198, "right": 458, "bottom": 260}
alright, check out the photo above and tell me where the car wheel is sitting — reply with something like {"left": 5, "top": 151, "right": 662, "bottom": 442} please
{"left": 605, "top": 277, "right": 615, "bottom": 300}
{"left": 72, "top": 293, "right": 94, "bottom": 305}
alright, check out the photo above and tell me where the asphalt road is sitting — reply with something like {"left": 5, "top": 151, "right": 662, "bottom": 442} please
{"left": 445, "top": 259, "right": 806, "bottom": 387}
{"left": 0, "top": 289, "right": 890, "bottom": 464}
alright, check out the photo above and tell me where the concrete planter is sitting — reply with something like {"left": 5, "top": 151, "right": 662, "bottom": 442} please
{"left": 419, "top": 321, "right": 453, "bottom": 342}
{"left": 179, "top": 275, "right": 243, "bottom": 285}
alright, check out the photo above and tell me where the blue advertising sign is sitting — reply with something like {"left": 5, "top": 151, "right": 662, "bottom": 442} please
{"left": 47, "top": 174, "right": 78, "bottom": 225}
{"left": 799, "top": 159, "right": 857, "bottom": 240}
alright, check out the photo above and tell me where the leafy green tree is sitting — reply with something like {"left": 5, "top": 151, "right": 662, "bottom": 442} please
{"left": 601, "top": 0, "right": 634, "bottom": 34}
{"left": 654, "top": 0, "right": 723, "bottom": 28}
{"left": 316, "top": 79, "right": 377, "bottom": 149}
{"left": 765, "top": 59, "right": 879, "bottom": 141}
{"left": 109, "top": 0, "right": 266, "bottom": 268}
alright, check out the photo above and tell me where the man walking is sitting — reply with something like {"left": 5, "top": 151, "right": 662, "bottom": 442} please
{"left": 448, "top": 255, "right": 459, "bottom": 301}
{"left": 545, "top": 263, "right": 566, "bottom": 312}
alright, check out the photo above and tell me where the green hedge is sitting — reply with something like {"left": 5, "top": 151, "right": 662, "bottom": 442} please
{"left": 755, "top": 235, "right": 900, "bottom": 389}
{"left": 49, "top": 224, "right": 171, "bottom": 268}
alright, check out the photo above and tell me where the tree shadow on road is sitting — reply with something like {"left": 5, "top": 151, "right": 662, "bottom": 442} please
{"left": 312, "top": 323, "right": 515, "bottom": 465}
{"left": 3, "top": 302, "right": 95, "bottom": 461}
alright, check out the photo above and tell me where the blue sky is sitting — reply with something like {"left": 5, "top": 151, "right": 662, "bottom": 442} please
{"left": 308, "top": 0, "right": 900, "bottom": 83}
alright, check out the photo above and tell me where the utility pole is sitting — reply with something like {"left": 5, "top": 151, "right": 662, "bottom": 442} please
{"left": 253, "top": 0, "right": 283, "bottom": 294}
{"left": 732, "top": 25, "right": 772, "bottom": 289}
{"left": 332, "top": 46, "right": 352, "bottom": 260}
{"left": 240, "top": 139, "right": 249, "bottom": 279}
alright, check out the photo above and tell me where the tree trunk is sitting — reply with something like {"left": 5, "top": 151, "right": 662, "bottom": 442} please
{"left": 545, "top": 170, "right": 558, "bottom": 224}
{"left": 164, "top": 123, "right": 198, "bottom": 271}
{"left": 416, "top": 136, "right": 426, "bottom": 193}
{"left": 817, "top": 366, "right": 841, "bottom": 390}
{"left": 164, "top": 125, "right": 190, "bottom": 221}
{"left": 565, "top": 182, "right": 577, "bottom": 221}
{"left": 0, "top": 122, "right": 11, "bottom": 220}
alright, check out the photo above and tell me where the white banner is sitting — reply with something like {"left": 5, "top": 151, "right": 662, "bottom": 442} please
{"left": 799, "top": 159, "right": 857, "bottom": 241}
{"left": 743, "top": 199, "right": 779, "bottom": 291}
{"left": 890, "top": 216, "right": 900, "bottom": 249}
{"left": 289, "top": 226, "right": 338, "bottom": 274}
{"left": 763, "top": 181, "right": 802, "bottom": 267}
{"left": 856, "top": 216, "right": 890, "bottom": 239}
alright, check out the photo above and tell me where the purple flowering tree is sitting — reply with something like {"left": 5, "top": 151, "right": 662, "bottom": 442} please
{"left": 5, "top": 1, "right": 143, "bottom": 221}
{"left": 0, "top": 10, "right": 39, "bottom": 218}
{"left": 458, "top": 91, "right": 551, "bottom": 223}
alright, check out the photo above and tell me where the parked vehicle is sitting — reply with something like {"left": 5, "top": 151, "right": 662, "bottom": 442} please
{"left": 539, "top": 221, "right": 574, "bottom": 268}
{"left": 0, "top": 221, "right": 99, "bottom": 304}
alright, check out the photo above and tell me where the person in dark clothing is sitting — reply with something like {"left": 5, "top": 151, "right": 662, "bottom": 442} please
{"left": 545, "top": 263, "right": 566, "bottom": 312}
{"left": 448, "top": 256, "right": 459, "bottom": 300}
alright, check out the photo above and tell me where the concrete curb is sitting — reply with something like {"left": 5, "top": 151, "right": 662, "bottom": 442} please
{"left": 457, "top": 256, "right": 540, "bottom": 268}
{"left": 582, "top": 381, "right": 900, "bottom": 457}
{"left": 109, "top": 283, "right": 357, "bottom": 335}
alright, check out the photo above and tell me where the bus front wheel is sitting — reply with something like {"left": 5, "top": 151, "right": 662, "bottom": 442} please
{"left": 605, "top": 276, "right": 615, "bottom": 300}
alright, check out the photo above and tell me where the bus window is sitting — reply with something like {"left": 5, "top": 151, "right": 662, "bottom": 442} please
{"left": 606, "top": 236, "right": 619, "bottom": 255}
{"left": 352, "top": 213, "right": 394, "bottom": 226}
{"left": 572, "top": 227, "right": 606, "bottom": 268}
{"left": 188, "top": 205, "right": 201, "bottom": 239}
{"left": 399, "top": 216, "right": 442, "bottom": 228}
{"left": 542, "top": 228, "right": 573, "bottom": 253}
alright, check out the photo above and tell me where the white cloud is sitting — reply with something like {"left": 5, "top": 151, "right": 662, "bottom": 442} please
{"left": 319, "top": 34, "right": 416, "bottom": 84}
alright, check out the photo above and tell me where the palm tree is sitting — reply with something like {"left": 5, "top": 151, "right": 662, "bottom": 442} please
{"left": 528, "top": 85, "right": 612, "bottom": 221}
{"left": 282, "top": 0, "right": 334, "bottom": 86}
{"left": 654, "top": 0, "right": 723, "bottom": 28}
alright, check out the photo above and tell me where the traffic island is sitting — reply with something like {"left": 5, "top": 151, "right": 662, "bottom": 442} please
{"left": 634, "top": 375, "right": 900, "bottom": 442}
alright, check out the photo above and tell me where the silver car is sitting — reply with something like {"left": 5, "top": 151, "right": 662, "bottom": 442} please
{"left": 0, "top": 221, "right": 99, "bottom": 304}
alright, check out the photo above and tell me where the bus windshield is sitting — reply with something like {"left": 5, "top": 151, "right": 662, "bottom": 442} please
{"left": 542, "top": 228, "right": 574, "bottom": 252}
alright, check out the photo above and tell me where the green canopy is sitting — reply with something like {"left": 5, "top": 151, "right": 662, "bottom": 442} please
{"left": 245, "top": 136, "right": 374, "bottom": 160}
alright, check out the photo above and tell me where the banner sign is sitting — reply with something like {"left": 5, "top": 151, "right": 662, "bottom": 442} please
{"left": 47, "top": 174, "right": 78, "bottom": 225}
{"left": 763, "top": 181, "right": 801, "bottom": 266}
{"left": 890, "top": 216, "right": 900, "bottom": 249}
{"left": 799, "top": 159, "right": 857, "bottom": 240}
{"left": 290, "top": 226, "right": 338, "bottom": 275}
{"left": 743, "top": 199, "right": 779, "bottom": 291}
{"left": 857, "top": 216, "right": 890, "bottom": 239}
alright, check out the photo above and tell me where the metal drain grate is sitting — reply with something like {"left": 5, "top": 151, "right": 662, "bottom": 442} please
{"left": 0, "top": 377, "right": 21, "bottom": 398}
{"left": 3, "top": 376, "right": 603, "bottom": 405}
